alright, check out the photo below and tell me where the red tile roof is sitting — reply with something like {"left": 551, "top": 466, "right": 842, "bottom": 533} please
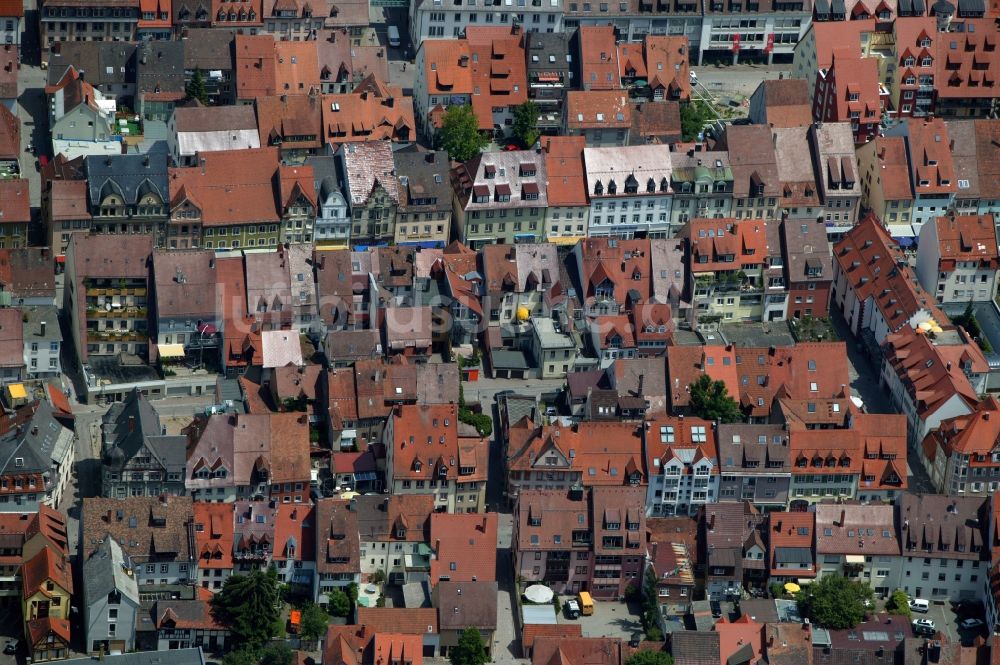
{"left": 430, "top": 512, "right": 497, "bottom": 584}
{"left": 667, "top": 345, "right": 740, "bottom": 410}
{"left": 579, "top": 26, "right": 620, "bottom": 90}
{"left": 193, "top": 502, "right": 235, "bottom": 570}
{"left": 0, "top": 180, "right": 30, "bottom": 224}
{"left": 507, "top": 419, "right": 645, "bottom": 486}
{"left": 0, "top": 104, "right": 19, "bottom": 161}
{"left": 734, "top": 342, "right": 851, "bottom": 418}
{"left": 169, "top": 147, "right": 314, "bottom": 226}
{"left": 935, "top": 18, "right": 1000, "bottom": 100}
{"left": 321, "top": 86, "right": 415, "bottom": 146}
{"left": 387, "top": 404, "right": 487, "bottom": 484}
{"left": 421, "top": 40, "right": 473, "bottom": 97}
{"left": 905, "top": 118, "right": 957, "bottom": 195}
{"left": 0, "top": 0, "right": 24, "bottom": 16}
{"left": 374, "top": 634, "right": 423, "bottom": 665}
{"left": 256, "top": 93, "right": 323, "bottom": 151}
{"left": 357, "top": 607, "right": 438, "bottom": 635}
{"left": 833, "top": 214, "right": 948, "bottom": 332}
{"left": 932, "top": 214, "right": 999, "bottom": 269}
{"left": 565, "top": 91, "right": 630, "bottom": 129}
{"left": 883, "top": 325, "right": 984, "bottom": 419}
{"left": 645, "top": 416, "right": 718, "bottom": 479}
{"left": 768, "top": 511, "right": 815, "bottom": 577}
{"left": 870, "top": 137, "right": 914, "bottom": 201}
{"left": 22, "top": 545, "right": 73, "bottom": 599}
{"left": 686, "top": 218, "right": 769, "bottom": 272}
{"left": 522, "top": 625, "right": 583, "bottom": 652}
{"left": 273, "top": 503, "right": 315, "bottom": 563}
{"left": 235, "top": 34, "right": 278, "bottom": 100}
{"left": 820, "top": 49, "right": 883, "bottom": 125}
{"left": 465, "top": 27, "right": 528, "bottom": 130}
{"left": 923, "top": 396, "right": 1000, "bottom": 467}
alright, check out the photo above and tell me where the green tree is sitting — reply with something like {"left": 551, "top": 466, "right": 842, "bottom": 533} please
{"left": 799, "top": 575, "right": 875, "bottom": 630}
{"left": 639, "top": 568, "right": 664, "bottom": 642}
{"left": 327, "top": 588, "right": 351, "bottom": 618}
{"left": 298, "top": 602, "right": 331, "bottom": 643}
{"left": 186, "top": 68, "right": 209, "bottom": 105}
{"left": 222, "top": 650, "right": 259, "bottom": 665}
{"left": 211, "top": 568, "right": 282, "bottom": 651}
{"left": 439, "top": 105, "right": 489, "bottom": 162}
{"left": 260, "top": 643, "right": 294, "bottom": 665}
{"left": 450, "top": 627, "right": 489, "bottom": 665}
{"left": 512, "top": 101, "right": 540, "bottom": 148}
{"left": 625, "top": 651, "right": 674, "bottom": 665}
{"left": 688, "top": 374, "right": 742, "bottom": 423}
{"left": 679, "top": 100, "right": 714, "bottom": 141}
{"left": 884, "top": 589, "right": 912, "bottom": 618}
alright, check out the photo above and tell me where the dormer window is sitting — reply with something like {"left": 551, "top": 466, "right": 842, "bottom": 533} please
{"left": 607, "top": 180, "right": 617, "bottom": 194}
{"left": 594, "top": 180, "right": 604, "bottom": 195}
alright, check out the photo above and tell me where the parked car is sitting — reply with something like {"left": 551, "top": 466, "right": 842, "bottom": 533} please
{"left": 959, "top": 618, "right": 984, "bottom": 630}
{"left": 3, "top": 639, "right": 18, "bottom": 655}
{"left": 909, "top": 598, "right": 930, "bottom": 613}
{"left": 565, "top": 599, "right": 581, "bottom": 619}
{"left": 710, "top": 600, "right": 723, "bottom": 618}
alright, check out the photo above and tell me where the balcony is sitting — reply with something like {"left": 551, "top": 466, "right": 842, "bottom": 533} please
{"left": 234, "top": 550, "right": 270, "bottom": 562}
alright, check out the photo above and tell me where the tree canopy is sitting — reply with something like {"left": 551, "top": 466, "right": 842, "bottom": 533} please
{"left": 439, "top": 105, "right": 489, "bottom": 162}
{"left": 185, "top": 68, "right": 209, "bottom": 105}
{"left": 512, "top": 101, "right": 540, "bottom": 148}
{"left": 449, "top": 627, "right": 489, "bottom": 665}
{"left": 211, "top": 568, "right": 282, "bottom": 651}
{"left": 679, "top": 100, "right": 714, "bottom": 141}
{"left": 688, "top": 374, "right": 742, "bottom": 423}
{"left": 327, "top": 588, "right": 351, "bottom": 618}
{"left": 260, "top": 643, "right": 295, "bottom": 665}
{"left": 884, "top": 589, "right": 912, "bottom": 618}
{"left": 625, "top": 651, "right": 674, "bottom": 665}
{"left": 299, "top": 602, "right": 331, "bottom": 642}
{"left": 799, "top": 575, "right": 875, "bottom": 629}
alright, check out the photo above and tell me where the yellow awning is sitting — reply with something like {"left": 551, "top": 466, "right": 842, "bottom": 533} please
{"left": 158, "top": 343, "right": 186, "bottom": 359}
{"left": 845, "top": 554, "right": 865, "bottom": 564}
{"left": 7, "top": 384, "right": 26, "bottom": 399}
{"left": 315, "top": 243, "right": 350, "bottom": 250}
{"left": 547, "top": 235, "right": 584, "bottom": 246}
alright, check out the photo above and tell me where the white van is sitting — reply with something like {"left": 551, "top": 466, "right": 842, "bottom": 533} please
{"left": 909, "top": 598, "right": 930, "bottom": 613}
{"left": 388, "top": 26, "right": 401, "bottom": 48}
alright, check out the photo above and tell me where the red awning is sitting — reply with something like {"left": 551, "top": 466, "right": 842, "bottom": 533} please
{"left": 55, "top": 256, "right": 65, "bottom": 263}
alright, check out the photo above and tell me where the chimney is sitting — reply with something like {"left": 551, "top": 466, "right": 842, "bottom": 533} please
{"left": 839, "top": 509, "right": 846, "bottom": 526}
{"left": 128, "top": 416, "right": 135, "bottom": 433}
{"left": 480, "top": 516, "right": 488, "bottom": 532}
{"left": 709, "top": 512, "right": 716, "bottom": 530}
{"left": 40, "top": 321, "right": 46, "bottom": 337}
{"left": 200, "top": 158, "right": 207, "bottom": 175}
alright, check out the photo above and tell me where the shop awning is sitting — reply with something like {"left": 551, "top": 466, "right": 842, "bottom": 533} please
{"left": 548, "top": 235, "right": 584, "bottom": 246}
{"left": 7, "top": 384, "right": 26, "bottom": 400}
{"left": 158, "top": 343, "right": 186, "bottom": 358}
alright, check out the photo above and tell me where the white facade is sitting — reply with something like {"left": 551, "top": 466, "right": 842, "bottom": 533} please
{"left": 916, "top": 221, "right": 1000, "bottom": 305}
{"left": 584, "top": 146, "right": 673, "bottom": 239}
{"left": 645, "top": 436, "right": 718, "bottom": 517}
{"left": 315, "top": 186, "right": 350, "bottom": 247}
{"left": 695, "top": 13, "right": 809, "bottom": 66}
{"left": 880, "top": 359, "right": 973, "bottom": 448}
{"left": 410, "top": 0, "right": 564, "bottom": 41}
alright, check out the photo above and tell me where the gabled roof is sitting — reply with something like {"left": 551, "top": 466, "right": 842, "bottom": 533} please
{"left": 883, "top": 325, "right": 982, "bottom": 418}
{"left": 430, "top": 513, "right": 497, "bottom": 584}
{"left": 83, "top": 536, "right": 139, "bottom": 607}
{"left": 193, "top": 502, "right": 235, "bottom": 570}
{"left": 833, "top": 214, "right": 947, "bottom": 332}
{"left": 22, "top": 544, "right": 73, "bottom": 599}
{"left": 507, "top": 419, "right": 644, "bottom": 486}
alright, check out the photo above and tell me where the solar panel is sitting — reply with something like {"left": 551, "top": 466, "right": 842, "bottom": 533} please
{"left": 862, "top": 631, "right": 889, "bottom": 642}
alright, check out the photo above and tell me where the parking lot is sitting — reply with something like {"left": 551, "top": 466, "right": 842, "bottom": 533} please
{"left": 553, "top": 596, "right": 643, "bottom": 640}
{"left": 912, "top": 601, "right": 989, "bottom": 646}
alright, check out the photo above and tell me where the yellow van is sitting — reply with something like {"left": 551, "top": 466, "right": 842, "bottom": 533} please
{"left": 578, "top": 591, "right": 594, "bottom": 616}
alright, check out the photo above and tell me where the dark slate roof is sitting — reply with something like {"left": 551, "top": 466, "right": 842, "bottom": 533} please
{"left": 46, "top": 42, "right": 137, "bottom": 89}
{"left": 524, "top": 32, "right": 572, "bottom": 75}
{"left": 85, "top": 154, "right": 170, "bottom": 208}
{"left": 102, "top": 388, "right": 185, "bottom": 474}
{"left": 182, "top": 29, "right": 237, "bottom": 71}
{"left": 0, "top": 402, "right": 63, "bottom": 475}
{"left": 136, "top": 41, "right": 186, "bottom": 95}
{"left": 394, "top": 150, "right": 451, "bottom": 213}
